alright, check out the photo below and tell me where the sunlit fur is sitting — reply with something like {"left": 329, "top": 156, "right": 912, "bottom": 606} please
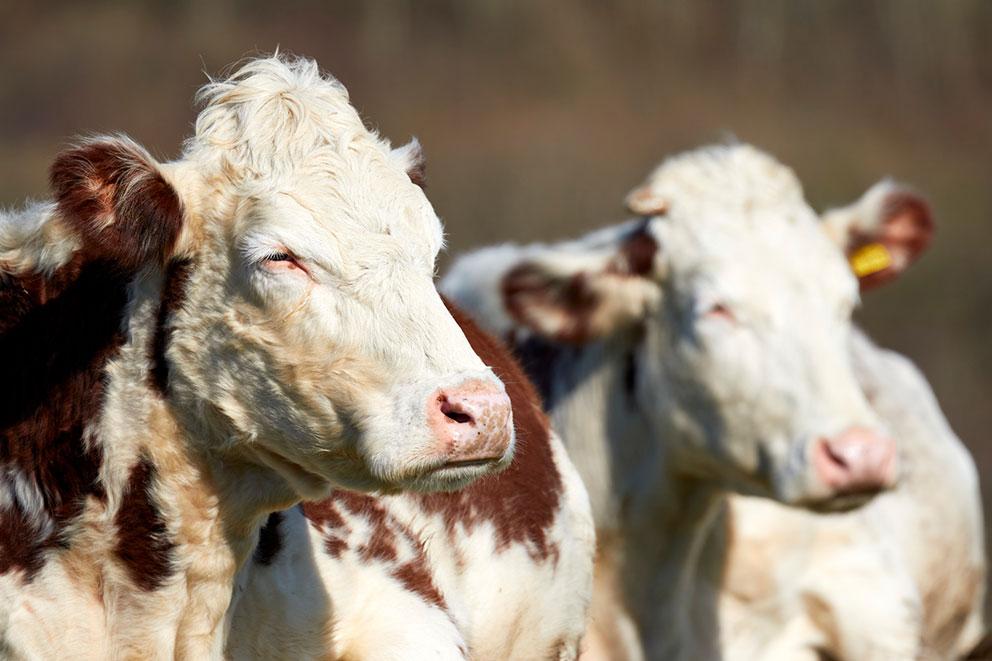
{"left": 228, "top": 435, "right": 596, "bottom": 660}
{"left": 442, "top": 144, "right": 904, "bottom": 660}
{"left": 0, "top": 55, "right": 509, "bottom": 659}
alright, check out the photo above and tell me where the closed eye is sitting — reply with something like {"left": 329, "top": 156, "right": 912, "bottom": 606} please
{"left": 260, "top": 249, "right": 309, "bottom": 276}
{"left": 702, "top": 302, "right": 736, "bottom": 322}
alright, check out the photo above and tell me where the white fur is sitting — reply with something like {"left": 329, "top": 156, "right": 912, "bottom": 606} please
{"left": 0, "top": 201, "right": 80, "bottom": 276}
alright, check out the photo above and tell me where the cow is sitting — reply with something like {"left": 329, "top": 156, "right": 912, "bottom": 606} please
{"left": 0, "top": 55, "right": 517, "bottom": 659}
{"left": 441, "top": 144, "right": 944, "bottom": 659}
{"left": 229, "top": 300, "right": 596, "bottom": 660}
{"left": 710, "top": 185, "right": 986, "bottom": 660}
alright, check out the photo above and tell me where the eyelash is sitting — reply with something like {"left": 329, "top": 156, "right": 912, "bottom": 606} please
{"left": 258, "top": 250, "right": 309, "bottom": 277}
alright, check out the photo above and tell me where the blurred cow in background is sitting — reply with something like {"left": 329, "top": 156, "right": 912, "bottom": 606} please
{"left": 443, "top": 144, "right": 984, "bottom": 659}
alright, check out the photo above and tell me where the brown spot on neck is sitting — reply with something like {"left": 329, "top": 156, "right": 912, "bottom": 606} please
{"left": 0, "top": 256, "right": 128, "bottom": 579}
{"left": 418, "top": 299, "right": 563, "bottom": 562}
{"left": 150, "top": 258, "right": 193, "bottom": 395}
{"left": 303, "top": 492, "right": 448, "bottom": 609}
{"left": 114, "top": 455, "right": 176, "bottom": 591}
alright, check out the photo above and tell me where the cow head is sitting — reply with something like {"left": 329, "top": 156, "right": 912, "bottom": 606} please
{"left": 46, "top": 57, "right": 514, "bottom": 499}
{"left": 457, "top": 145, "right": 929, "bottom": 511}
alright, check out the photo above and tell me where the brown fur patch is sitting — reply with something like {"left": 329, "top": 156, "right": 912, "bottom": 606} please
{"left": 150, "top": 258, "right": 193, "bottom": 395}
{"left": 302, "top": 498, "right": 350, "bottom": 558}
{"left": 0, "top": 257, "right": 130, "bottom": 579}
{"left": 418, "top": 299, "right": 563, "bottom": 562}
{"left": 114, "top": 456, "right": 176, "bottom": 591}
{"left": 391, "top": 559, "right": 446, "bottom": 610}
{"left": 304, "top": 491, "right": 447, "bottom": 609}
{"left": 50, "top": 137, "right": 184, "bottom": 271}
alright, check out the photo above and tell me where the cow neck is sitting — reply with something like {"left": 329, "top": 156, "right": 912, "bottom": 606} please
{"left": 626, "top": 475, "right": 726, "bottom": 660}
{"left": 0, "top": 255, "right": 289, "bottom": 657}
{"left": 96, "top": 265, "right": 299, "bottom": 657}
{"left": 528, "top": 332, "right": 726, "bottom": 658}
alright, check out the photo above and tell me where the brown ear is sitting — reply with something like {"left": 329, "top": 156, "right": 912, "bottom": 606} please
{"left": 821, "top": 180, "right": 933, "bottom": 291}
{"left": 501, "top": 221, "right": 660, "bottom": 345}
{"left": 50, "top": 136, "right": 184, "bottom": 270}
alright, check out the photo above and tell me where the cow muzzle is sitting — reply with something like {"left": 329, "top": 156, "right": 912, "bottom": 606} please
{"left": 427, "top": 379, "right": 514, "bottom": 469}
{"left": 812, "top": 426, "right": 898, "bottom": 497}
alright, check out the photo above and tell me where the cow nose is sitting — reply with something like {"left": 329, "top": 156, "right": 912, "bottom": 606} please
{"left": 813, "top": 427, "right": 898, "bottom": 495}
{"left": 428, "top": 380, "right": 513, "bottom": 465}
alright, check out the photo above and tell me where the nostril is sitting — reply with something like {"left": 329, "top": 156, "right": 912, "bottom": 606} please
{"left": 439, "top": 397, "right": 474, "bottom": 425}
{"left": 822, "top": 441, "right": 850, "bottom": 470}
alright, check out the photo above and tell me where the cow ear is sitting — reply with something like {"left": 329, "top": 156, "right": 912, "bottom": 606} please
{"left": 624, "top": 184, "right": 668, "bottom": 217}
{"left": 501, "top": 221, "right": 660, "bottom": 345}
{"left": 821, "top": 180, "right": 933, "bottom": 291}
{"left": 50, "top": 136, "right": 184, "bottom": 270}
{"left": 391, "top": 138, "right": 426, "bottom": 189}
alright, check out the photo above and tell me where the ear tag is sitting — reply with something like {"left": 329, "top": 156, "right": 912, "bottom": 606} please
{"left": 849, "top": 242, "right": 892, "bottom": 278}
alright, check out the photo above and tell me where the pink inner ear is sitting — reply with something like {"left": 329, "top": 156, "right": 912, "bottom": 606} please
{"left": 856, "top": 193, "right": 933, "bottom": 292}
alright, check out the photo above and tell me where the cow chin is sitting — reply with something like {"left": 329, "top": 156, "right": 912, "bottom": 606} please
{"left": 251, "top": 443, "right": 335, "bottom": 501}
{"left": 394, "top": 448, "right": 516, "bottom": 493}
{"left": 362, "top": 430, "right": 517, "bottom": 494}
{"left": 770, "top": 466, "right": 889, "bottom": 514}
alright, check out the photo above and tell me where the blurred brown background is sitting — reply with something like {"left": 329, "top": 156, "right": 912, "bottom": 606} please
{"left": 2, "top": 0, "right": 990, "bottom": 552}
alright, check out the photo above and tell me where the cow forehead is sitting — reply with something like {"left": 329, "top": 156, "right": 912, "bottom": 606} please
{"left": 174, "top": 56, "right": 443, "bottom": 262}
{"left": 235, "top": 173, "right": 443, "bottom": 265}
{"left": 642, "top": 146, "right": 857, "bottom": 306}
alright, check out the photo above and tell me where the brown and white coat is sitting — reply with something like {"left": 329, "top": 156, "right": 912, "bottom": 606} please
{"left": 0, "top": 55, "right": 520, "bottom": 659}
{"left": 230, "top": 301, "right": 596, "bottom": 660}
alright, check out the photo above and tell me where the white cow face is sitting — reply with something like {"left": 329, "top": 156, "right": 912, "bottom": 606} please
{"left": 49, "top": 58, "right": 515, "bottom": 499}
{"left": 491, "top": 146, "right": 931, "bottom": 509}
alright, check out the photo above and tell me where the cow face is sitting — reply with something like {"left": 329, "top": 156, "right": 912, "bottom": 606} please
{"left": 489, "top": 146, "right": 931, "bottom": 510}
{"left": 49, "top": 58, "right": 514, "bottom": 499}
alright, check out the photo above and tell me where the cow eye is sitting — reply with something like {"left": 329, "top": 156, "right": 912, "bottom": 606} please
{"left": 701, "top": 302, "right": 735, "bottom": 322}
{"left": 259, "top": 250, "right": 308, "bottom": 276}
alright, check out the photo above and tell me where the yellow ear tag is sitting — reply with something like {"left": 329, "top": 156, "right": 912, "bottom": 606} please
{"left": 849, "top": 242, "right": 893, "bottom": 278}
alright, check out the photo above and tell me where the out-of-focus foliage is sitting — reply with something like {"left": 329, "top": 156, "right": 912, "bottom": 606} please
{"left": 1, "top": 0, "right": 989, "bottom": 548}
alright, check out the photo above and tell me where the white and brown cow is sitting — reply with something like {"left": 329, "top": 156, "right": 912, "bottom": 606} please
{"left": 441, "top": 144, "right": 944, "bottom": 660}
{"left": 709, "top": 184, "right": 986, "bottom": 660}
{"left": 0, "top": 56, "right": 517, "bottom": 659}
{"left": 230, "top": 300, "right": 596, "bottom": 660}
